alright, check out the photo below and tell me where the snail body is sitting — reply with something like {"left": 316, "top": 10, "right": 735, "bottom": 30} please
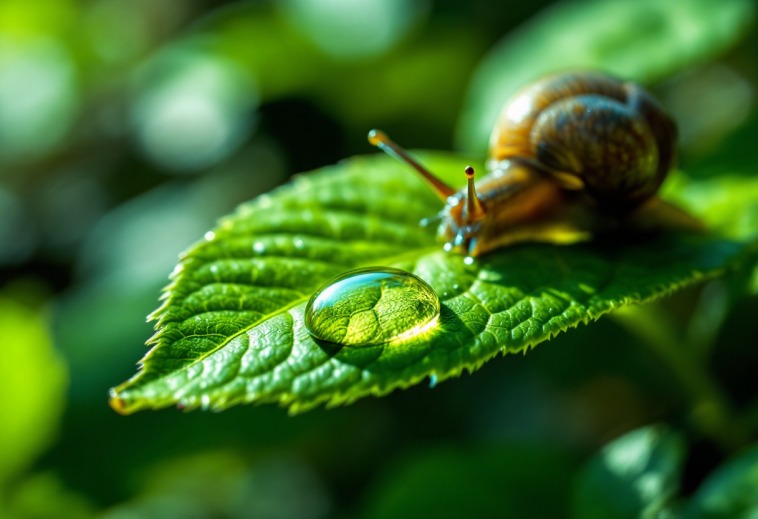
{"left": 369, "top": 71, "right": 700, "bottom": 257}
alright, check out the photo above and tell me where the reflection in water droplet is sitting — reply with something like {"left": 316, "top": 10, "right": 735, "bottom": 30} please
{"left": 429, "top": 374, "right": 438, "bottom": 388}
{"left": 305, "top": 267, "right": 440, "bottom": 346}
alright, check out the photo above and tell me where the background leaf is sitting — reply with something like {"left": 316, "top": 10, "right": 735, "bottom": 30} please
{"left": 571, "top": 425, "right": 686, "bottom": 519}
{"left": 663, "top": 172, "right": 758, "bottom": 243}
{"left": 110, "top": 153, "right": 753, "bottom": 414}
{"left": 683, "top": 443, "right": 758, "bottom": 519}
{"left": 361, "top": 442, "right": 575, "bottom": 519}
{"left": 2, "top": 473, "right": 95, "bottom": 519}
{"left": 456, "top": 0, "right": 755, "bottom": 156}
{"left": 0, "top": 295, "right": 67, "bottom": 487}
{"left": 98, "top": 451, "right": 330, "bottom": 519}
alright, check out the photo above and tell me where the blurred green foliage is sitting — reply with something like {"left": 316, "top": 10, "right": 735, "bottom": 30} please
{"left": 573, "top": 425, "right": 686, "bottom": 519}
{"left": 684, "top": 444, "right": 758, "bottom": 518}
{"left": 1, "top": 0, "right": 758, "bottom": 517}
{"left": 362, "top": 442, "right": 576, "bottom": 519}
{"left": 663, "top": 173, "right": 758, "bottom": 242}
{"left": 456, "top": 0, "right": 755, "bottom": 156}
{"left": 0, "top": 296, "right": 67, "bottom": 489}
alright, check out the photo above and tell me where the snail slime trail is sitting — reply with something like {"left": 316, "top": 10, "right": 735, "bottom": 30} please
{"left": 304, "top": 268, "right": 440, "bottom": 347}
{"left": 369, "top": 71, "right": 699, "bottom": 257}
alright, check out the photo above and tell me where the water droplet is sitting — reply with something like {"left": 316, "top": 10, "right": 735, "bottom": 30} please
{"left": 463, "top": 256, "right": 474, "bottom": 265}
{"left": 204, "top": 231, "right": 215, "bottom": 241}
{"left": 305, "top": 267, "right": 440, "bottom": 346}
{"left": 293, "top": 238, "right": 305, "bottom": 249}
{"left": 253, "top": 242, "right": 266, "bottom": 253}
{"left": 429, "top": 374, "right": 438, "bottom": 388}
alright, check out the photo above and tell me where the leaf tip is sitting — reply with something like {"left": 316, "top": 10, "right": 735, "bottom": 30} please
{"left": 109, "top": 385, "right": 144, "bottom": 415}
{"left": 108, "top": 388, "right": 130, "bottom": 415}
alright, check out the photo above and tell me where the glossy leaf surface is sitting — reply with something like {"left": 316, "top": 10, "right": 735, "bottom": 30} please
{"left": 111, "top": 153, "right": 754, "bottom": 414}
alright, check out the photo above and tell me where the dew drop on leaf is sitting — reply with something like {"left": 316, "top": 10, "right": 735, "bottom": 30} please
{"left": 304, "top": 267, "right": 440, "bottom": 347}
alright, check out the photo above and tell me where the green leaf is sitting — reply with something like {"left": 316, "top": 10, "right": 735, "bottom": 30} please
{"left": 100, "top": 451, "right": 328, "bottom": 519}
{"left": 362, "top": 442, "right": 575, "bottom": 519}
{"left": 572, "top": 425, "right": 687, "bottom": 519}
{"left": 683, "top": 443, "right": 758, "bottom": 519}
{"left": 110, "top": 153, "right": 753, "bottom": 414}
{"left": 0, "top": 297, "right": 67, "bottom": 487}
{"left": 456, "top": 0, "right": 755, "bottom": 156}
{"left": 2, "top": 473, "right": 95, "bottom": 519}
{"left": 662, "top": 172, "right": 758, "bottom": 243}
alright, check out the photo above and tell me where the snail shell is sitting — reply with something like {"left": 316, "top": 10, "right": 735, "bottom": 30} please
{"left": 489, "top": 71, "right": 677, "bottom": 212}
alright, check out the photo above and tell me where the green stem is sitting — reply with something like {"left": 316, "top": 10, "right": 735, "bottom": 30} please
{"left": 612, "top": 303, "right": 748, "bottom": 452}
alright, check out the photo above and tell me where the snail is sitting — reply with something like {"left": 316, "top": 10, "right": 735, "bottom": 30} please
{"left": 368, "top": 71, "right": 701, "bottom": 257}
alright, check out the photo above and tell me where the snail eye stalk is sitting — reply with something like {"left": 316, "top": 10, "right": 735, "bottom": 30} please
{"left": 368, "top": 129, "right": 455, "bottom": 202}
{"left": 464, "top": 166, "right": 486, "bottom": 221}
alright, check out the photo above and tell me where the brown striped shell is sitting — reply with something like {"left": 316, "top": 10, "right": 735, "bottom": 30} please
{"left": 488, "top": 71, "right": 677, "bottom": 212}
